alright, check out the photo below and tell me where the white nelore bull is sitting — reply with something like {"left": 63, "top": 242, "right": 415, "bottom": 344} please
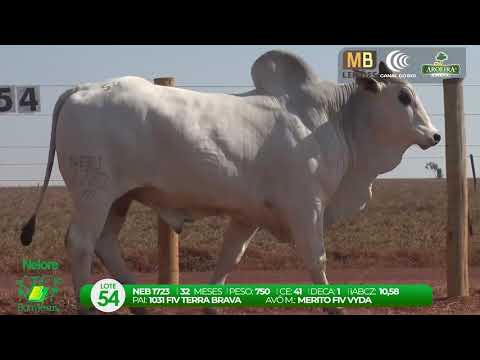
{"left": 21, "top": 50, "right": 440, "bottom": 314}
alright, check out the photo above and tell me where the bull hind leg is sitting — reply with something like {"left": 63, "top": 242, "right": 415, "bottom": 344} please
{"left": 204, "top": 220, "right": 258, "bottom": 315}
{"left": 66, "top": 197, "right": 112, "bottom": 315}
{"left": 94, "top": 194, "right": 146, "bottom": 315}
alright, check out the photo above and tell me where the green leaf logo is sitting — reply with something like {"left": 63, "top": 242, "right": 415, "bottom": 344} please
{"left": 27, "top": 285, "right": 49, "bottom": 303}
{"left": 435, "top": 51, "right": 448, "bottom": 63}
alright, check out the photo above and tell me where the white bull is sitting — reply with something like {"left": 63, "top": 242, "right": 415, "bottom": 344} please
{"left": 20, "top": 50, "right": 440, "bottom": 314}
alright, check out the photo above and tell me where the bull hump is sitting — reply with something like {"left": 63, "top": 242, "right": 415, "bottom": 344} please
{"left": 71, "top": 77, "right": 152, "bottom": 105}
{"left": 77, "top": 76, "right": 150, "bottom": 93}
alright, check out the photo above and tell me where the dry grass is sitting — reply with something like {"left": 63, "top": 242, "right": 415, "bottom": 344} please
{"left": 1, "top": 179, "right": 480, "bottom": 274}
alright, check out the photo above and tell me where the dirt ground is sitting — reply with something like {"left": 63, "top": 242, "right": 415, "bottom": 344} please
{"left": 3, "top": 180, "right": 480, "bottom": 277}
{"left": 2, "top": 180, "right": 480, "bottom": 315}
{"left": 2, "top": 268, "right": 480, "bottom": 315}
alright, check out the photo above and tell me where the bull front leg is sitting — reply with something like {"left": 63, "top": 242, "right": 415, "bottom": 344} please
{"left": 288, "top": 198, "right": 345, "bottom": 315}
{"left": 204, "top": 219, "right": 259, "bottom": 315}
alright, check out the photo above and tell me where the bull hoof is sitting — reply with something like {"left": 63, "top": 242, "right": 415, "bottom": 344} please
{"left": 131, "top": 307, "right": 148, "bottom": 315}
{"left": 78, "top": 307, "right": 96, "bottom": 315}
{"left": 204, "top": 307, "right": 222, "bottom": 315}
{"left": 325, "top": 307, "right": 346, "bottom": 315}
{"left": 173, "top": 226, "right": 183, "bottom": 234}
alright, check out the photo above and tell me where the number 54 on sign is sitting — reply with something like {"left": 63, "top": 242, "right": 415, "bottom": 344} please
{"left": 0, "top": 86, "right": 41, "bottom": 113}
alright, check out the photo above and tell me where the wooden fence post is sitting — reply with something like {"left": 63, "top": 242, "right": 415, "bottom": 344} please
{"left": 443, "top": 78, "right": 469, "bottom": 297}
{"left": 153, "top": 77, "right": 179, "bottom": 284}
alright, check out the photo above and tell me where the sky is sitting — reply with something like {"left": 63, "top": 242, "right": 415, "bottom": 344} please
{"left": 0, "top": 45, "right": 479, "bottom": 186}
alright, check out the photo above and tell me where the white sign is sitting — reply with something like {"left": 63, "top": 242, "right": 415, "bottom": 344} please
{"left": 0, "top": 86, "right": 17, "bottom": 113}
{"left": 16, "top": 86, "right": 41, "bottom": 113}
{"left": 0, "top": 86, "right": 41, "bottom": 114}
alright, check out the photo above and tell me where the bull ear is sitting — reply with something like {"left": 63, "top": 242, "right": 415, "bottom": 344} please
{"left": 378, "top": 61, "right": 393, "bottom": 75}
{"left": 354, "top": 70, "right": 381, "bottom": 94}
{"left": 251, "top": 50, "right": 318, "bottom": 96}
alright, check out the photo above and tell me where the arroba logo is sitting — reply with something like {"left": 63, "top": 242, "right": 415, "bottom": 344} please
{"left": 385, "top": 50, "right": 410, "bottom": 72}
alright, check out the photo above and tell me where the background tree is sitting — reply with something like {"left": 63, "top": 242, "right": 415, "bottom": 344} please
{"left": 425, "top": 161, "right": 443, "bottom": 178}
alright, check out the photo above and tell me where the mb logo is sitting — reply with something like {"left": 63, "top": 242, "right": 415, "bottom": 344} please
{"left": 343, "top": 50, "right": 377, "bottom": 70}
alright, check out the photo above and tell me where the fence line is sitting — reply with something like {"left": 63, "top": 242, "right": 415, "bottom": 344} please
{"left": 0, "top": 179, "right": 64, "bottom": 182}
{"left": 6, "top": 113, "right": 480, "bottom": 120}
{"left": 0, "top": 146, "right": 50, "bottom": 149}
{"left": 0, "top": 163, "right": 46, "bottom": 166}
{"left": 8, "top": 83, "right": 480, "bottom": 88}
{"left": 5, "top": 84, "right": 257, "bottom": 88}
{"left": 3, "top": 145, "right": 480, "bottom": 149}
{"left": 2, "top": 83, "right": 480, "bottom": 182}
{"left": 7, "top": 112, "right": 480, "bottom": 117}
{"left": 0, "top": 155, "right": 478, "bottom": 168}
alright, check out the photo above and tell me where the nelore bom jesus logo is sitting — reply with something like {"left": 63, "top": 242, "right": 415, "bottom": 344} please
{"left": 16, "top": 259, "right": 62, "bottom": 313}
{"left": 22, "top": 259, "right": 59, "bottom": 271}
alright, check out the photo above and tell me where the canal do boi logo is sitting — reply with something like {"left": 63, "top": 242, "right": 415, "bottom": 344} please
{"left": 16, "top": 259, "right": 62, "bottom": 313}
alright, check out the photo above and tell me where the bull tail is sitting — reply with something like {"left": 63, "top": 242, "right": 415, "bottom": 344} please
{"left": 20, "top": 87, "right": 78, "bottom": 246}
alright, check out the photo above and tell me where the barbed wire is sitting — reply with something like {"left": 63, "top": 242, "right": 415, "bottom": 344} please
{"left": 1, "top": 180, "right": 76, "bottom": 183}
{"left": 430, "top": 113, "right": 480, "bottom": 116}
{"left": 1, "top": 83, "right": 480, "bottom": 183}
{"left": 8, "top": 83, "right": 480, "bottom": 88}
{"left": 0, "top": 154, "right": 478, "bottom": 168}
{"left": 1, "top": 82, "right": 480, "bottom": 120}
{"left": 2, "top": 144, "right": 480, "bottom": 149}
{"left": 4, "top": 112, "right": 480, "bottom": 118}
{"left": 5, "top": 84, "right": 256, "bottom": 89}
{"left": 0, "top": 146, "right": 49, "bottom": 149}
{"left": 0, "top": 163, "right": 46, "bottom": 166}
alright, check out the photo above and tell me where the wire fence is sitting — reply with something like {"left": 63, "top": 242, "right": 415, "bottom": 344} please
{"left": 0, "top": 155, "right": 478, "bottom": 168}
{"left": 10, "top": 83, "right": 480, "bottom": 88}
{"left": 1, "top": 82, "right": 480, "bottom": 184}
{"left": 6, "top": 113, "right": 480, "bottom": 118}
{"left": 2, "top": 83, "right": 480, "bottom": 244}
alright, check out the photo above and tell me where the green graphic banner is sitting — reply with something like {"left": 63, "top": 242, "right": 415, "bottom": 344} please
{"left": 80, "top": 284, "right": 432, "bottom": 310}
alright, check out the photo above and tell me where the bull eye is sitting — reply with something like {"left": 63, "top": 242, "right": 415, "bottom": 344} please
{"left": 398, "top": 89, "right": 412, "bottom": 106}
